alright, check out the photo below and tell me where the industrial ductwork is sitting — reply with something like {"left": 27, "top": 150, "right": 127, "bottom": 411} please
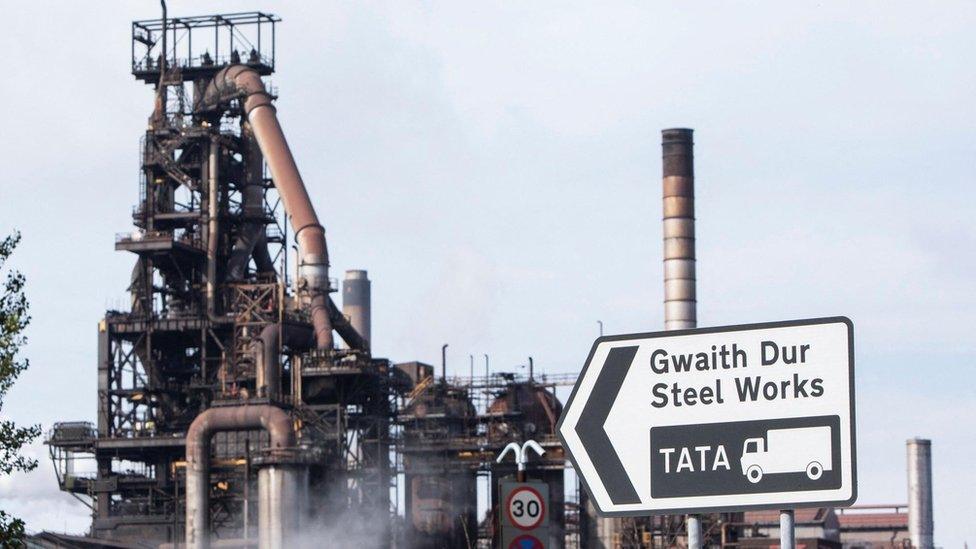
{"left": 228, "top": 124, "right": 276, "bottom": 281}
{"left": 197, "top": 65, "right": 334, "bottom": 349}
{"left": 254, "top": 324, "right": 313, "bottom": 400}
{"left": 185, "top": 404, "right": 305, "bottom": 549}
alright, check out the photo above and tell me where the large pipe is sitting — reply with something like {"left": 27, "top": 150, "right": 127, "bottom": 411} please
{"left": 342, "top": 270, "right": 371, "bottom": 346}
{"left": 185, "top": 405, "right": 296, "bottom": 549}
{"left": 228, "top": 125, "right": 276, "bottom": 280}
{"left": 198, "top": 65, "right": 333, "bottom": 348}
{"left": 257, "top": 465, "right": 308, "bottom": 549}
{"left": 326, "top": 298, "right": 368, "bottom": 351}
{"left": 254, "top": 324, "right": 313, "bottom": 400}
{"left": 662, "top": 128, "right": 696, "bottom": 330}
{"left": 907, "top": 438, "right": 934, "bottom": 549}
{"left": 663, "top": 128, "right": 700, "bottom": 547}
{"left": 206, "top": 139, "right": 219, "bottom": 314}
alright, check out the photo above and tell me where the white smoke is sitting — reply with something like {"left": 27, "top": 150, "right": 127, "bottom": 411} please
{"left": 293, "top": 506, "right": 394, "bottom": 549}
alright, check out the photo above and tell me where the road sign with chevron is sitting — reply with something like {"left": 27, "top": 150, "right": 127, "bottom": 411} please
{"left": 557, "top": 317, "right": 857, "bottom": 515}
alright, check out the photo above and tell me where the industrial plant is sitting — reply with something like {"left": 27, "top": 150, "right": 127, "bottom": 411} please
{"left": 27, "top": 9, "right": 936, "bottom": 549}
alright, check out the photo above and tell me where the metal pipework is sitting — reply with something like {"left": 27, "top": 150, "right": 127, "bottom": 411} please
{"left": 257, "top": 465, "right": 308, "bottom": 549}
{"left": 497, "top": 440, "right": 545, "bottom": 482}
{"left": 228, "top": 124, "right": 275, "bottom": 280}
{"left": 342, "top": 270, "right": 371, "bottom": 345}
{"left": 198, "top": 65, "right": 333, "bottom": 348}
{"left": 206, "top": 139, "right": 218, "bottom": 315}
{"left": 662, "top": 128, "right": 696, "bottom": 330}
{"left": 442, "top": 343, "right": 449, "bottom": 382}
{"left": 254, "top": 324, "right": 313, "bottom": 400}
{"left": 184, "top": 405, "right": 296, "bottom": 549}
{"left": 907, "top": 438, "right": 934, "bottom": 549}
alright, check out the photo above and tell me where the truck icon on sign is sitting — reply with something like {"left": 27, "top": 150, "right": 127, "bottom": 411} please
{"left": 740, "top": 426, "right": 832, "bottom": 483}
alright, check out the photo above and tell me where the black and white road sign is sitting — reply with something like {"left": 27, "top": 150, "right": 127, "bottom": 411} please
{"left": 558, "top": 317, "right": 856, "bottom": 515}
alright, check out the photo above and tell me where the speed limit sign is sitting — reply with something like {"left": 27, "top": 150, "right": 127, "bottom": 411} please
{"left": 500, "top": 481, "right": 549, "bottom": 548}
{"left": 506, "top": 486, "right": 546, "bottom": 530}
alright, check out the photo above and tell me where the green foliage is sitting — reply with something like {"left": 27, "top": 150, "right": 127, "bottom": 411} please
{"left": 0, "top": 232, "right": 41, "bottom": 545}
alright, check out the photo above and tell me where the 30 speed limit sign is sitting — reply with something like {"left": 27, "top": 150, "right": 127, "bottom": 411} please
{"left": 500, "top": 480, "right": 549, "bottom": 549}
{"left": 505, "top": 486, "right": 546, "bottom": 530}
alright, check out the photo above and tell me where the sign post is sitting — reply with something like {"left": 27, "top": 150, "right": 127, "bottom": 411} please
{"left": 558, "top": 317, "right": 856, "bottom": 519}
{"left": 781, "top": 509, "right": 795, "bottom": 549}
{"left": 497, "top": 441, "right": 549, "bottom": 548}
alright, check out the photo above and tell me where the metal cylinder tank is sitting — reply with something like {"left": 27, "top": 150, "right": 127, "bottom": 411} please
{"left": 342, "top": 270, "right": 371, "bottom": 345}
{"left": 402, "top": 380, "right": 478, "bottom": 548}
{"left": 907, "top": 438, "right": 934, "bottom": 549}
{"left": 488, "top": 382, "right": 564, "bottom": 549}
{"left": 257, "top": 465, "right": 308, "bottom": 549}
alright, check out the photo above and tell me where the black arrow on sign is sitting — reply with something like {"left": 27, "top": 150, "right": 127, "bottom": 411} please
{"left": 575, "top": 345, "right": 641, "bottom": 505}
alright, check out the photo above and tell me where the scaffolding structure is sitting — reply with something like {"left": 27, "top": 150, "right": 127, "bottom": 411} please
{"left": 46, "top": 11, "right": 397, "bottom": 545}
{"left": 41, "top": 9, "right": 748, "bottom": 549}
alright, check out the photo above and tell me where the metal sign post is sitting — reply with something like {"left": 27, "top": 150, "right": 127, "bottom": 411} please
{"left": 780, "top": 509, "right": 795, "bottom": 549}
{"left": 497, "top": 441, "right": 549, "bottom": 548}
{"left": 558, "top": 317, "right": 857, "bottom": 517}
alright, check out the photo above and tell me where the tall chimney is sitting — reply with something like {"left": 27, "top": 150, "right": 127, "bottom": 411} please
{"left": 664, "top": 128, "right": 701, "bottom": 545}
{"left": 587, "top": 128, "right": 700, "bottom": 549}
{"left": 907, "top": 438, "right": 934, "bottom": 549}
{"left": 342, "top": 270, "right": 371, "bottom": 345}
{"left": 661, "top": 128, "right": 696, "bottom": 330}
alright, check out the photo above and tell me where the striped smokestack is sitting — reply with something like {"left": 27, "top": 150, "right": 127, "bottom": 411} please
{"left": 662, "top": 128, "right": 696, "bottom": 330}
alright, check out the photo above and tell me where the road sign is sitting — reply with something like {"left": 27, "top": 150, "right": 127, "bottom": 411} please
{"left": 507, "top": 534, "right": 546, "bottom": 549}
{"left": 558, "top": 317, "right": 856, "bottom": 515}
{"left": 500, "top": 481, "right": 548, "bottom": 548}
{"left": 506, "top": 485, "right": 546, "bottom": 530}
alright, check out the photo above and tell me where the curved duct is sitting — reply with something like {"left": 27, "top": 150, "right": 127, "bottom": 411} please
{"left": 185, "top": 404, "right": 298, "bottom": 549}
{"left": 198, "top": 65, "right": 333, "bottom": 349}
{"left": 254, "top": 324, "right": 314, "bottom": 400}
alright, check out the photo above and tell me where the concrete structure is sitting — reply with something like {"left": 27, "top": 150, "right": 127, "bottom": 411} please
{"left": 907, "top": 438, "right": 934, "bottom": 549}
{"left": 343, "top": 270, "right": 371, "bottom": 346}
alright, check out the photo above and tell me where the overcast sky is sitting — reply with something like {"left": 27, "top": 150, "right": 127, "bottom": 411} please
{"left": 0, "top": 1, "right": 974, "bottom": 546}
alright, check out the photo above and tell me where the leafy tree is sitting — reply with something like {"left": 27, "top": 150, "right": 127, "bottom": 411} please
{"left": 0, "top": 232, "right": 41, "bottom": 544}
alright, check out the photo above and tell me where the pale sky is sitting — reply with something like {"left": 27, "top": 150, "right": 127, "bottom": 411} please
{"left": 0, "top": 1, "right": 974, "bottom": 546}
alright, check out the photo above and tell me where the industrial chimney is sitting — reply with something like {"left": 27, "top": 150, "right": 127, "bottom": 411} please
{"left": 907, "top": 438, "right": 934, "bottom": 549}
{"left": 663, "top": 128, "right": 702, "bottom": 546}
{"left": 342, "top": 270, "right": 371, "bottom": 345}
{"left": 661, "top": 128, "right": 696, "bottom": 330}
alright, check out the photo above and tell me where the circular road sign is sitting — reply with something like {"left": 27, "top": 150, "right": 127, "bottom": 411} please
{"left": 505, "top": 485, "right": 546, "bottom": 530}
{"left": 508, "top": 534, "right": 545, "bottom": 549}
